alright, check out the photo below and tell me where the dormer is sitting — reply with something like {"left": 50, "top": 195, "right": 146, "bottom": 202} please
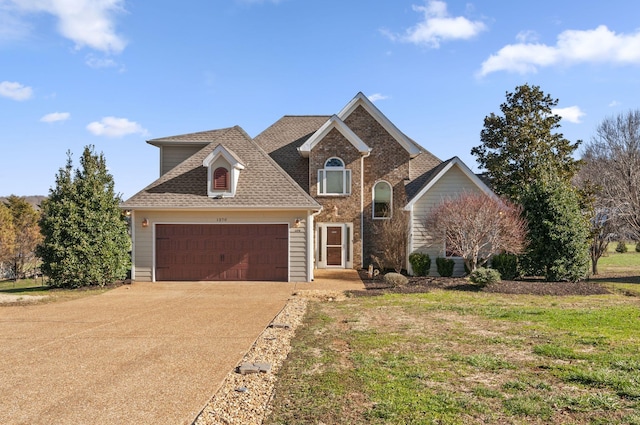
{"left": 202, "top": 144, "right": 245, "bottom": 198}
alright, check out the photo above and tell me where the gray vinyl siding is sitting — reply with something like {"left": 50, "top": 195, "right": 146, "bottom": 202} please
{"left": 410, "top": 164, "right": 485, "bottom": 277}
{"left": 160, "top": 146, "right": 205, "bottom": 176}
{"left": 131, "top": 210, "right": 310, "bottom": 282}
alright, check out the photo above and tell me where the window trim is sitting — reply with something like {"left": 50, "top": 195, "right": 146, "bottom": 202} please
{"left": 317, "top": 157, "right": 351, "bottom": 196}
{"left": 372, "top": 180, "right": 392, "bottom": 219}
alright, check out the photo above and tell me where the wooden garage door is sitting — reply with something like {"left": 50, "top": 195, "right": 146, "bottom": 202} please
{"left": 155, "top": 224, "right": 288, "bottom": 281}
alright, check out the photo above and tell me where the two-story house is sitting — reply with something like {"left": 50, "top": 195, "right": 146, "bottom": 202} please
{"left": 121, "top": 92, "right": 493, "bottom": 282}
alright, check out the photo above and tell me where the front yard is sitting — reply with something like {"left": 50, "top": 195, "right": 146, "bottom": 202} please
{"left": 264, "top": 251, "right": 640, "bottom": 424}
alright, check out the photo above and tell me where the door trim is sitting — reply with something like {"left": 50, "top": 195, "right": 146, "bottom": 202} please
{"left": 316, "top": 222, "right": 353, "bottom": 269}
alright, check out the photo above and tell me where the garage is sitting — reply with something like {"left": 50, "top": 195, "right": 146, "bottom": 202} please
{"left": 155, "top": 224, "right": 289, "bottom": 281}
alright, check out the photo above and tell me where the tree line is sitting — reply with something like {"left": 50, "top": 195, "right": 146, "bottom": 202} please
{"left": 1, "top": 146, "right": 130, "bottom": 287}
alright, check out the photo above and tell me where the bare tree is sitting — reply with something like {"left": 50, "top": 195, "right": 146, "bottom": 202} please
{"left": 371, "top": 207, "right": 409, "bottom": 273}
{"left": 581, "top": 110, "right": 640, "bottom": 240}
{"left": 423, "top": 193, "right": 527, "bottom": 273}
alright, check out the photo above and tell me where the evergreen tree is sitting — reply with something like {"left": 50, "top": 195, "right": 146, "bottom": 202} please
{"left": 520, "top": 176, "right": 590, "bottom": 282}
{"left": 38, "top": 146, "right": 130, "bottom": 288}
{"left": 471, "top": 84, "right": 582, "bottom": 202}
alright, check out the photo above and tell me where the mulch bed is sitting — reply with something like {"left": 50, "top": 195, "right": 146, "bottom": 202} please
{"left": 350, "top": 271, "right": 612, "bottom": 297}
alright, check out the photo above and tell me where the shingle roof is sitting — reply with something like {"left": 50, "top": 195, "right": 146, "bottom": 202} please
{"left": 121, "top": 126, "right": 321, "bottom": 210}
{"left": 254, "top": 116, "right": 330, "bottom": 193}
{"left": 405, "top": 157, "right": 452, "bottom": 201}
{"left": 146, "top": 128, "right": 231, "bottom": 146}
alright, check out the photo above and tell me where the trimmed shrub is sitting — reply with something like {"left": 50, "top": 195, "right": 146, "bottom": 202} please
{"left": 436, "top": 257, "right": 455, "bottom": 277}
{"left": 409, "top": 252, "right": 431, "bottom": 276}
{"left": 469, "top": 267, "right": 501, "bottom": 286}
{"left": 384, "top": 272, "right": 408, "bottom": 287}
{"left": 491, "top": 253, "right": 520, "bottom": 280}
{"left": 616, "top": 241, "right": 628, "bottom": 253}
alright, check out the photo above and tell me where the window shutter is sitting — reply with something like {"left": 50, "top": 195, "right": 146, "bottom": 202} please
{"left": 213, "top": 167, "right": 229, "bottom": 190}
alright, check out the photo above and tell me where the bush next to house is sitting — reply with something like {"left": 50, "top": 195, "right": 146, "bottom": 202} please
{"left": 616, "top": 241, "right": 628, "bottom": 253}
{"left": 409, "top": 252, "right": 431, "bottom": 276}
{"left": 469, "top": 267, "right": 501, "bottom": 286}
{"left": 491, "top": 253, "right": 520, "bottom": 280}
{"left": 383, "top": 272, "right": 408, "bottom": 287}
{"left": 436, "top": 257, "right": 454, "bottom": 277}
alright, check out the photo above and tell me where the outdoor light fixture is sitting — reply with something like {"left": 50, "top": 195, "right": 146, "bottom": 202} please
{"left": 294, "top": 218, "right": 301, "bottom": 228}
{"left": 142, "top": 218, "right": 149, "bottom": 228}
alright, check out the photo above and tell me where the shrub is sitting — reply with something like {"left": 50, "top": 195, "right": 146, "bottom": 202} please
{"left": 436, "top": 257, "right": 455, "bottom": 277}
{"left": 384, "top": 272, "right": 408, "bottom": 287}
{"left": 616, "top": 241, "right": 628, "bottom": 253}
{"left": 469, "top": 267, "right": 501, "bottom": 286}
{"left": 491, "top": 253, "right": 520, "bottom": 280}
{"left": 636, "top": 241, "right": 640, "bottom": 253}
{"left": 409, "top": 252, "right": 431, "bottom": 276}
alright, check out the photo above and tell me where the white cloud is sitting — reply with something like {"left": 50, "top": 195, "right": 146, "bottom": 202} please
{"left": 552, "top": 106, "right": 585, "bottom": 124}
{"left": 609, "top": 100, "right": 620, "bottom": 107}
{"left": 388, "top": 0, "right": 486, "bottom": 48}
{"left": 479, "top": 25, "right": 640, "bottom": 76}
{"left": 368, "top": 93, "right": 389, "bottom": 103}
{"left": 86, "top": 117, "right": 148, "bottom": 138}
{"left": 516, "top": 30, "right": 538, "bottom": 43}
{"left": 4, "top": 0, "right": 127, "bottom": 53}
{"left": 40, "top": 112, "right": 70, "bottom": 123}
{"left": 0, "top": 81, "right": 33, "bottom": 100}
{"left": 85, "top": 55, "right": 118, "bottom": 69}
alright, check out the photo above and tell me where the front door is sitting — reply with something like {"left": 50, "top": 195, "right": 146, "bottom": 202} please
{"left": 326, "top": 226, "right": 343, "bottom": 266}
{"left": 317, "top": 223, "right": 353, "bottom": 268}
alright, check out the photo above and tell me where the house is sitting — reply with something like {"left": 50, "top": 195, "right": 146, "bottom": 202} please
{"left": 121, "top": 92, "right": 494, "bottom": 282}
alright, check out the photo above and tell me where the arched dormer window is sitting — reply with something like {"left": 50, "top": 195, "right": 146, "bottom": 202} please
{"left": 213, "top": 167, "right": 229, "bottom": 190}
{"left": 203, "top": 144, "right": 245, "bottom": 198}
{"left": 318, "top": 157, "right": 351, "bottom": 195}
{"left": 373, "top": 181, "right": 392, "bottom": 218}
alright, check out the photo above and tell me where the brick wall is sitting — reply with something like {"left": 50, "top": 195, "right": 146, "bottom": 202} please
{"left": 308, "top": 105, "right": 411, "bottom": 269}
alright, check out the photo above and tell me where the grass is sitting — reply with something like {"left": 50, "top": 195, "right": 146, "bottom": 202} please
{"left": 0, "top": 277, "right": 112, "bottom": 304}
{"left": 264, "top": 255, "right": 640, "bottom": 425}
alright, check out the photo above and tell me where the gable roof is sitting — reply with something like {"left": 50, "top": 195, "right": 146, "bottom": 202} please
{"left": 338, "top": 92, "right": 422, "bottom": 158}
{"left": 254, "top": 115, "right": 329, "bottom": 193}
{"left": 404, "top": 156, "right": 495, "bottom": 210}
{"left": 297, "top": 115, "right": 371, "bottom": 158}
{"left": 121, "top": 126, "right": 321, "bottom": 210}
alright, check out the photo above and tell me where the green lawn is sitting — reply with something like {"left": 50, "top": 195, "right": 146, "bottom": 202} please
{"left": 0, "top": 278, "right": 112, "bottom": 304}
{"left": 265, "top": 254, "right": 640, "bottom": 425}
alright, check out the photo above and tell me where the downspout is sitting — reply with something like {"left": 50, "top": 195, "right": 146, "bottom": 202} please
{"left": 307, "top": 208, "right": 322, "bottom": 281}
{"left": 360, "top": 149, "right": 372, "bottom": 269}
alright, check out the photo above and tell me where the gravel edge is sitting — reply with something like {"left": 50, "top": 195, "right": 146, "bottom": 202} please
{"left": 193, "top": 296, "right": 308, "bottom": 425}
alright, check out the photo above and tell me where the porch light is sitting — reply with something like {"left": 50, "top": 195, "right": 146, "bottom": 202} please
{"left": 142, "top": 218, "right": 149, "bottom": 227}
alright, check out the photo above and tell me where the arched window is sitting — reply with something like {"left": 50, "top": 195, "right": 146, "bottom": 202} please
{"left": 318, "top": 157, "right": 351, "bottom": 195}
{"left": 213, "top": 167, "right": 229, "bottom": 190}
{"left": 373, "top": 181, "right": 392, "bottom": 218}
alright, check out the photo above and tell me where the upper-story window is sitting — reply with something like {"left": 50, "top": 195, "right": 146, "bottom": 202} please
{"left": 213, "top": 167, "right": 229, "bottom": 190}
{"left": 373, "top": 181, "right": 392, "bottom": 218}
{"left": 318, "top": 157, "right": 351, "bottom": 196}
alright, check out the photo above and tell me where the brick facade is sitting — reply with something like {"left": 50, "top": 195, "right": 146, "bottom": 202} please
{"left": 308, "top": 105, "right": 411, "bottom": 269}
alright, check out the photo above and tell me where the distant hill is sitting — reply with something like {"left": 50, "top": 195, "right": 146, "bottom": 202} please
{"left": 0, "top": 195, "right": 47, "bottom": 209}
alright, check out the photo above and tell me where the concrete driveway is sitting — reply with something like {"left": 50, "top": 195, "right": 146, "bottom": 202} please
{"left": 0, "top": 281, "right": 299, "bottom": 425}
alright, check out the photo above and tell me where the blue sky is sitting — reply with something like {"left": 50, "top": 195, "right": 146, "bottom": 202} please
{"left": 1, "top": 0, "right": 639, "bottom": 199}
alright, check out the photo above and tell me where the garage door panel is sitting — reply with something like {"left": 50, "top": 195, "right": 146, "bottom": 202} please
{"left": 155, "top": 224, "right": 288, "bottom": 281}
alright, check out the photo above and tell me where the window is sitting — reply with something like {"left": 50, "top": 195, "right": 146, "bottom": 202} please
{"left": 213, "top": 167, "right": 229, "bottom": 190}
{"left": 373, "top": 181, "right": 392, "bottom": 218}
{"left": 318, "top": 157, "right": 351, "bottom": 195}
